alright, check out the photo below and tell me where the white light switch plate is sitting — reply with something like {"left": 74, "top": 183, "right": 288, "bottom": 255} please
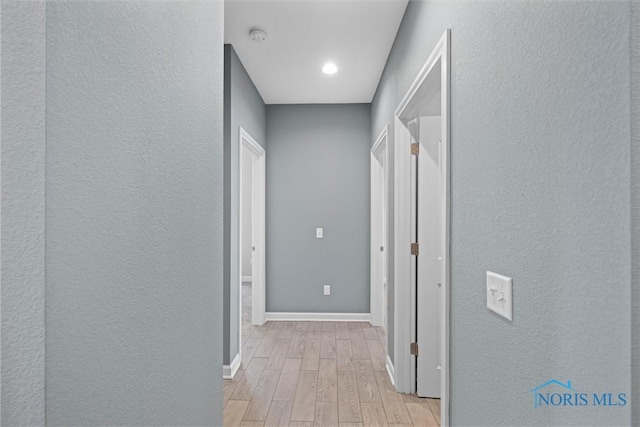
{"left": 323, "top": 285, "right": 331, "bottom": 296}
{"left": 316, "top": 228, "right": 323, "bottom": 238}
{"left": 486, "top": 271, "right": 513, "bottom": 321}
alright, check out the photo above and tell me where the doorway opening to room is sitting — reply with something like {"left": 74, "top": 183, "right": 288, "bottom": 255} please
{"left": 370, "top": 126, "right": 389, "bottom": 335}
{"left": 393, "top": 29, "right": 451, "bottom": 425}
{"left": 239, "top": 127, "right": 266, "bottom": 355}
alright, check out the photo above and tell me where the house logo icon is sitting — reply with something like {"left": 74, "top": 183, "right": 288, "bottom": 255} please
{"left": 529, "top": 379, "right": 576, "bottom": 408}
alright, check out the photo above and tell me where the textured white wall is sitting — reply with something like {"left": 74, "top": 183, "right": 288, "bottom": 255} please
{"left": 373, "top": 2, "right": 631, "bottom": 425}
{"left": 631, "top": 1, "right": 639, "bottom": 424}
{"left": 1, "top": 1, "right": 46, "bottom": 425}
{"left": 45, "top": 2, "right": 224, "bottom": 425}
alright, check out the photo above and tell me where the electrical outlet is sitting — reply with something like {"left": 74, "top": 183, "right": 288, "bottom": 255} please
{"left": 323, "top": 285, "right": 331, "bottom": 296}
{"left": 316, "top": 228, "right": 324, "bottom": 238}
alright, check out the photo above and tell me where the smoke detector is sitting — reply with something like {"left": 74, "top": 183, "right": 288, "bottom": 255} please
{"left": 249, "top": 28, "right": 267, "bottom": 42}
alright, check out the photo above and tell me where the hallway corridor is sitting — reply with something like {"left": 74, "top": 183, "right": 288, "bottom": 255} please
{"left": 223, "top": 321, "right": 440, "bottom": 426}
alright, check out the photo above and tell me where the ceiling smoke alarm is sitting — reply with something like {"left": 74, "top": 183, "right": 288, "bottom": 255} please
{"left": 249, "top": 28, "right": 267, "bottom": 42}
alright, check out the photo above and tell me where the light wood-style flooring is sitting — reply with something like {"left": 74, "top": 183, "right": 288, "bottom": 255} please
{"left": 223, "top": 321, "right": 440, "bottom": 426}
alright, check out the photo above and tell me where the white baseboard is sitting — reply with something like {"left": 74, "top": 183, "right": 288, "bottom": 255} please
{"left": 223, "top": 353, "right": 241, "bottom": 380}
{"left": 386, "top": 355, "right": 396, "bottom": 386}
{"left": 242, "top": 276, "right": 252, "bottom": 283}
{"left": 265, "top": 312, "right": 371, "bottom": 322}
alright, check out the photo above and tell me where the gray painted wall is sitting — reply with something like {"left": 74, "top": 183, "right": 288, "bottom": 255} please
{"left": 631, "top": 1, "right": 639, "bottom": 424}
{"left": 372, "top": 2, "right": 631, "bottom": 425}
{"left": 45, "top": 2, "right": 224, "bottom": 425}
{"left": 1, "top": 1, "right": 46, "bottom": 424}
{"left": 266, "top": 104, "right": 371, "bottom": 313}
{"left": 223, "top": 45, "right": 266, "bottom": 365}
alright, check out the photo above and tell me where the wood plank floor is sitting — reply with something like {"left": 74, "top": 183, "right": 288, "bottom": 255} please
{"left": 224, "top": 321, "right": 440, "bottom": 427}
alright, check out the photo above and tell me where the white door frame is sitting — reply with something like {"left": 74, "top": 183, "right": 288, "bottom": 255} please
{"left": 370, "top": 126, "right": 389, "bottom": 328}
{"left": 238, "top": 127, "right": 266, "bottom": 349}
{"left": 393, "top": 29, "right": 450, "bottom": 426}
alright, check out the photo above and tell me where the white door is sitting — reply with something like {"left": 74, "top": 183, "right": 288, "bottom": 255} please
{"left": 415, "top": 116, "right": 442, "bottom": 398}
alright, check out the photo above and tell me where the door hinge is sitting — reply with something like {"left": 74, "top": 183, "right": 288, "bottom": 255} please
{"left": 411, "top": 142, "right": 419, "bottom": 155}
{"left": 411, "top": 242, "right": 419, "bottom": 256}
{"left": 410, "top": 342, "right": 419, "bottom": 356}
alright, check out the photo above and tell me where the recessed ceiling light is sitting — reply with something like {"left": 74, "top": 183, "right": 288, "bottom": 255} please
{"left": 322, "top": 62, "right": 338, "bottom": 75}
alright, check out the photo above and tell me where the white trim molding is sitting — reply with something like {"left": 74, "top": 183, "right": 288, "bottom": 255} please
{"left": 370, "top": 126, "right": 389, "bottom": 328}
{"left": 386, "top": 355, "right": 396, "bottom": 386}
{"left": 223, "top": 353, "right": 241, "bottom": 380}
{"left": 265, "top": 312, "right": 371, "bottom": 322}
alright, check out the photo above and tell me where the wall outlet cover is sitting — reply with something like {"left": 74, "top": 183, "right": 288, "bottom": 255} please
{"left": 486, "top": 271, "right": 513, "bottom": 321}
{"left": 316, "top": 228, "right": 324, "bottom": 238}
{"left": 323, "top": 285, "right": 330, "bottom": 296}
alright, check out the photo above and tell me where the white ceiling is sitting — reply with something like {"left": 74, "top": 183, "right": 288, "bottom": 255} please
{"left": 224, "top": 0, "right": 409, "bottom": 104}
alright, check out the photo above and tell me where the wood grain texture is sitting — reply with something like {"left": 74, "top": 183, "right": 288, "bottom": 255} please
{"left": 349, "top": 331, "right": 370, "bottom": 360}
{"left": 313, "top": 401, "right": 338, "bottom": 427}
{"left": 290, "top": 370, "right": 318, "bottom": 422}
{"left": 427, "top": 398, "right": 441, "bottom": 425}
{"left": 264, "top": 401, "right": 293, "bottom": 427}
{"left": 224, "top": 400, "right": 249, "bottom": 427}
{"left": 287, "top": 331, "right": 307, "bottom": 359}
{"left": 363, "top": 326, "right": 379, "bottom": 341}
{"left": 266, "top": 338, "right": 291, "bottom": 370}
{"left": 406, "top": 402, "right": 438, "bottom": 426}
{"left": 301, "top": 331, "right": 321, "bottom": 370}
{"left": 296, "top": 321, "right": 310, "bottom": 331}
{"left": 360, "top": 402, "right": 389, "bottom": 426}
{"left": 232, "top": 358, "right": 268, "bottom": 401}
{"left": 374, "top": 371, "right": 412, "bottom": 424}
{"left": 254, "top": 336, "right": 277, "bottom": 358}
{"left": 336, "top": 340, "right": 354, "bottom": 372}
{"left": 317, "top": 359, "right": 338, "bottom": 403}
{"left": 322, "top": 321, "right": 336, "bottom": 332}
{"left": 354, "top": 360, "right": 381, "bottom": 403}
{"left": 242, "top": 339, "right": 262, "bottom": 368}
{"left": 347, "top": 322, "right": 363, "bottom": 331}
{"left": 244, "top": 369, "right": 281, "bottom": 421}
{"left": 224, "top": 321, "right": 440, "bottom": 427}
{"left": 366, "top": 339, "right": 386, "bottom": 372}
{"left": 224, "top": 379, "right": 239, "bottom": 408}
{"left": 273, "top": 358, "right": 302, "bottom": 402}
{"left": 320, "top": 331, "right": 336, "bottom": 359}
{"left": 337, "top": 371, "right": 362, "bottom": 423}
{"left": 250, "top": 324, "right": 269, "bottom": 339}
{"left": 308, "top": 321, "right": 323, "bottom": 332}
{"left": 336, "top": 322, "right": 350, "bottom": 339}
{"left": 279, "top": 322, "right": 297, "bottom": 339}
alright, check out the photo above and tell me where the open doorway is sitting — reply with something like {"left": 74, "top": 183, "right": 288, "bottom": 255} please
{"left": 393, "top": 29, "right": 450, "bottom": 425}
{"left": 371, "top": 126, "right": 389, "bottom": 333}
{"left": 241, "top": 143, "right": 255, "bottom": 342}
{"left": 238, "top": 127, "right": 266, "bottom": 357}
